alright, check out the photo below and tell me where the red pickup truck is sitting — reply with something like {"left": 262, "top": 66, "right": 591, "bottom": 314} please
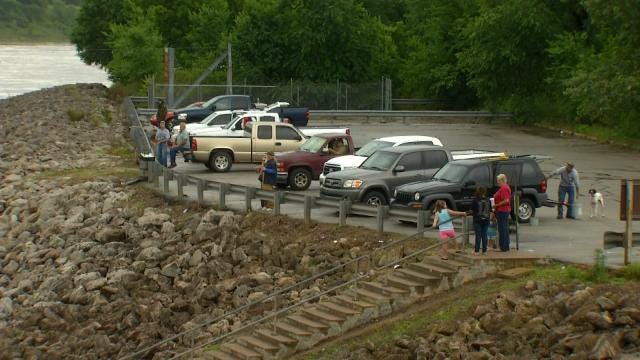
{"left": 276, "top": 133, "right": 355, "bottom": 190}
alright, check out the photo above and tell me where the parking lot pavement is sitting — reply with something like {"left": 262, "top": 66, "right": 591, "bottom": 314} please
{"left": 168, "top": 121, "right": 640, "bottom": 266}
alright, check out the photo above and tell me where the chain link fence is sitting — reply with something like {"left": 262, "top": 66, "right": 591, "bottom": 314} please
{"left": 154, "top": 78, "right": 391, "bottom": 110}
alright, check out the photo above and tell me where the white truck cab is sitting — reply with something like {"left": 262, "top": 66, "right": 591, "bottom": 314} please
{"left": 319, "top": 136, "right": 444, "bottom": 184}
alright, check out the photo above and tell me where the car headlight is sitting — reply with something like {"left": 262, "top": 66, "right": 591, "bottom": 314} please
{"left": 394, "top": 189, "right": 398, "bottom": 197}
{"left": 343, "top": 180, "right": 363, "bottom": 188}
{"left": 414, "top": 192, "right": 421, "bottom": 201}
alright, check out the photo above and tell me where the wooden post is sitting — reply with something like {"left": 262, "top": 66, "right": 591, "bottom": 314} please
{"left": 377, "top": 205, "right": 386, "bottom": 233}
{"left": 219, "top": 183, "right": 229, "bottom": 209}
{"left": 304, "top": 196, "right": 313, "bottom": 225}
{"left": 245, "top": 188, "right": 256, "bottom": 212}
{"left": 625, "top": 179, "right": 634, "bottom": 265}
{"left": 197, "top": 179, "right": 205, "bottom": 205}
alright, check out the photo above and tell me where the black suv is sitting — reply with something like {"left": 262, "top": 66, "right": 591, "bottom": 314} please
{"left": 391, "top": 157, "right": 548, "bottom": 222}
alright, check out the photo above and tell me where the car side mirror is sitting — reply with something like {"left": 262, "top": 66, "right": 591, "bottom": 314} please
{"left": 464, "top": 180, "right": 476, "bottom": 187}
{"left": 394, "top": 165, "right": 406, "bottom": 173}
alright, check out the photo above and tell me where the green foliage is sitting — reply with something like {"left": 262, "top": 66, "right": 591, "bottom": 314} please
{"left": 101, "top": 109, "right": 113, "bottom": 124}
{"left": 620, "top": 263, "right": 640, "bottom": 281}
{"left": 66, "top": 109, "right": 84, "bottom": 122}
{"left": 0, "top": 0, "right": 79, "bottom": 42}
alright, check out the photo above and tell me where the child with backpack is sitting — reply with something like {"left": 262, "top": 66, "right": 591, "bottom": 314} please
{"left": 432, "top": 200, "right": 468, "bottom": 260}
{"left": 470, "top": 186, "right": 492, "bottom": 255}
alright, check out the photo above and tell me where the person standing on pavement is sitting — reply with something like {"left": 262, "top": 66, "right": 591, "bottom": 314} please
{"left": 257, "top": 151, "right": 277, "bottom": 209}
{"left": 493, "top": 174, "right": 512, "bottom": 252}
{"left": 169, "top": 117, "right": 190, "bottom": 168}
{"left": 153, "top": 120, "right": 170, "bottom": 167}
{"left": 547, "top": 162, "right": 580, "bottom": 219}
{"left": 470, "top": 186, "right": 491, "bottom": 256}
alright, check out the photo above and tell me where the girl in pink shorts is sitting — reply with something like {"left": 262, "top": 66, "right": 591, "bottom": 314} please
{"left": 432, "top": 200, "right": 468, "bottom": 260}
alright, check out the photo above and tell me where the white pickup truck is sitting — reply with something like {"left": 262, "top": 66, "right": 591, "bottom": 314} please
{"left": 319, "top": 135, "right": 505, "bottom": 184}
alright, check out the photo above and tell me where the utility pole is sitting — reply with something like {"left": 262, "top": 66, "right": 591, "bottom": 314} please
{"left": 167, "top": 47, "right": 175, "bottom": 106}
{"left": 226, "top": 43, "right": 233, "bottom": 95}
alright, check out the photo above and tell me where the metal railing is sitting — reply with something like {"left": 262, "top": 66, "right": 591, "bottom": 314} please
{"left": 122, "top": 218, "right": 466, "bottom": 360}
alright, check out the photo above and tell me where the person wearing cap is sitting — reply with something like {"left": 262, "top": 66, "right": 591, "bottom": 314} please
{"left": 153, "top": 120, "right": 170, "bottom": 167}
{"left": 256, "top": 151, "right": 277, "bottom": 209}
{"left": 169, "top": 116, "right": 191, "bottom": 168}
{"left": 547, "top": 162, "right": 580, "bottom": 219}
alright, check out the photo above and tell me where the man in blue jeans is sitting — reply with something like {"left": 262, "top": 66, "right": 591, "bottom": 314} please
{"left": 169, "top": 117, "right": 191, "bottom": 168}
{"left": 548, "top": 162, "right": 580, "bottom": 219}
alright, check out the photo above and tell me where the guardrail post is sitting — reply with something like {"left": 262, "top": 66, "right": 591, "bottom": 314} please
{"left": 219, "top": 183, "right": 230, "bottom": 209}
{"left": 245, "top": 188, "right": 256, "bottom": 212}
{"left": 177, "top": 174, "right": 184, "bottom": 198}
{"left": 197, "top": 179, "right": 205, "bottom": 205}
{"left": 417, "top": 210, "right": 426, "bottom": 237}
{"left": 377, "top": 205, "right": 386, "bottom": 233}
{"left": 274, "top": 191, "right": 283, "bottom": 215}
{"left": 152, "top": 163, "right": 160, "bottom": 188}
{"left": 304, "top": 196, "right": 313, "bottom": 224}
{"left": 163, "top": 167, "right": 172, "bottom": 192}
{"left": 339, "top": 199, "right": 348, "bottom": 227}
{"left": 147, "top": 161, "right": 154, "bottom": 183}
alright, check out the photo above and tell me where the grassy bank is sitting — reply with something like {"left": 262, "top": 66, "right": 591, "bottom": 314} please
{"left": 0, "top": 27, "right": 70, "bottom": 44}
{"left": 538, "top": 121, "right": 640, "bottom": 151}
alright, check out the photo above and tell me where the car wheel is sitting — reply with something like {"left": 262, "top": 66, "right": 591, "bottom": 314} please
{"left": 210, "top": 150, "right": 232, "bottom": 172}
{"left": 517, "top": 198, "right": 535, "bottom": 223}
{"left": 363, "top": 191, "right": 387, "bottom": 207}
{"left": 289, "top": 168, "right": 312, "bottom": 191}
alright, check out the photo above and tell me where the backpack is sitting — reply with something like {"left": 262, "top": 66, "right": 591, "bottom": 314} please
{"left": 477, "top": 198, "right": 491, "bottom": 221}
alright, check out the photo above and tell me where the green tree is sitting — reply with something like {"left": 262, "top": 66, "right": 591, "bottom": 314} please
{"left": 107, "top": 13, "right": 164, "bottom": 84}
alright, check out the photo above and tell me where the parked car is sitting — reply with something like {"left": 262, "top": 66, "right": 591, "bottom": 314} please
{"left": 179, "top": 110, "right": 246, "bottom": 135}
{"left": 150, "top": 95, "right": 252, "bottom": 126}
{"left": 390, "top": 157, "right": 549, "bottom": 223}
{"left": 319, "top": 136, "right": 444, "bottom": 185}
{"left": 320, "top": 145, "right": 453, "bottom": 206}
{"left": 276, "top": 134, "right": 356, "bottom": 190}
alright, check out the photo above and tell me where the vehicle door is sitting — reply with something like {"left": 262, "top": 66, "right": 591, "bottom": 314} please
{"left": 385, "top": 151, "right": 425, "bottom": 192}
{"left": 460, "top": 164, "right": 492, "bottom": 210}
{"left": 249, "top": 124, "right": 275, "bottom": 162}
{"left": 206, "top": 113, "right": 232, "bottom": 127}
{"left": 275, "top": 125, "right": 305, "bottom": 152}
{"left": 421, "top": 149, "right": 450, "bottom": 178}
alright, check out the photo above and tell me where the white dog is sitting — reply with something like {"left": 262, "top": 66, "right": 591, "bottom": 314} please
{"left": 588, "top": 188, "right": 605, "bottom": 218}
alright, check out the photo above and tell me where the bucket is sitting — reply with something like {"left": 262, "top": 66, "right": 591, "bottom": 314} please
{"left": 574, "top": 203, "right": 583, "bottom": 219}
{"left": 530, "top": 217, "right": 539, "bottom": 226}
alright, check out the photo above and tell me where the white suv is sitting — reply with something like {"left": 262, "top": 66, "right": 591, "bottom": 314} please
{"left": 319, "top": 135, "right": 444, "bottom": 185}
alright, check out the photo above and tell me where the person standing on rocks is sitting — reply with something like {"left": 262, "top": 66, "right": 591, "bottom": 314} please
{"left": 547, "top": 162, "right": 580, "bottom": 219}
{"left": 169, "top": 116, "right": 190, "bottom": 168}
{"left": 256, "top": 151, "right": 277, "bottom": 210}
{"left": 493, "top": 173, "right": 512, "bottom": 252}
{"left": 153, "top": 120, "right": 170, "bottom": 167}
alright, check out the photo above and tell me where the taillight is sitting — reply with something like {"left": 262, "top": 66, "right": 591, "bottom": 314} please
{"left": 541, "top": 178, "right": 547, "bottom": 193}
{"left": 191, "top": 138, "right": 197, "bottom": 151}
{"left": 277, "top": 161, "right": 285, "bottom": 172}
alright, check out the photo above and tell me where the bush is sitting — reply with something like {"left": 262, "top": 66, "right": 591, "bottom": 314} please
{"left": 67, "top": 109, "right": 85, "bottom": 122}
{"left": 101, "top": 109, "right": 113, "bottom": 124}
{"left": 621, "top": 263, "right": 640, "bottom": 281}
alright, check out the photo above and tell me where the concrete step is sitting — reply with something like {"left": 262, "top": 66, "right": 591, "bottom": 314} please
{"left": 286, "top": 314, "right": 329, "bottom": 331}
{"left": 423, "top": 255, "right": 469, "bottom": 270}
{"left": 333, "top": 295, "right": 376, "bottom": 310}
{"left": 386, "top": 274, "right": 425, "bottom": 293}
{"left": 237, "top": 336, "right": 279, "bottom": 353}
{"left": 220, "top": 343, "right": 262, "bottom": 360}
{"left": 209, "top": 350, "right": 242, "bottom": 360}
{"left": 351, "top": 287, "right": 391, "bottom": 304}
{"left": 408, "top": 262, "right": 456, "bottom": 276}
{"left": 275, "top": 322, "right": 313, "bottom": 338}
{"left": 448, "top": 252, "right": 476, "bottom": 264}
{"left": 318, "top": 301, "right": 361, "bottom": 316}
{"left": 361, "top": 281, "right": 408, "bottom": 296}
{"left": 254, "top": 329, "right": 297, "bottom": 347}
{"left": 394, "top": 268, "right": 440, "bottom": 284}
{"left": 301, "top": 307, "right": 345, "bottom": 323}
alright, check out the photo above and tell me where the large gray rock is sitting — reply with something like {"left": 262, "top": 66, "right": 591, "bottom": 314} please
{"left": 137, "top": 247, "right": 168, "bottom": 262}
{"left": 137, "top": 213, "right": 171, "bottom": 227}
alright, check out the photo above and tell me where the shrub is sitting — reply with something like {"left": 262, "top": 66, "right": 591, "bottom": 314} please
{"left": 101, "top": 109, "right": 113, "bottom": 124}
{"left": 67, "top": 109, "right": 85, "bottom": 122}
{"left": 621, "top": 263, "right": 640, "bottom": 281}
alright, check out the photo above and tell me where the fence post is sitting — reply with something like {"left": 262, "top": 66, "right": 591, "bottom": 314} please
{"left": 177, "top": 174, "right": 184, "bottom": 198}
{"left": 147, "top": 161, "right": 154, "bottom": 183}
{"left": 152, "top": 163, "right": 160, "bottom": 188}
{"left": 339, "top": 199, "right": 348, "bottom": 227}
{"left": 377, "top": 205, "right": 386, "bottom": 233}
{"left": 197, "top": 179, "right": 205, "bottom": 205}
{"left": 417, "top": 210, "right": 426, "bottom": 237}
{"left": 245, "top": 188, "right": 256, "bottom": 212}
{"left": 304, "top": 196, "right": 313, "bottom": 225}
{"left": 219, "top": 183, "right": 229, "bottom": 209}
{"left": 163, "top": 167, "right": 172, "bottom": 192}
{"left": 274, "top": 191, "right": 282, "bottom": 215}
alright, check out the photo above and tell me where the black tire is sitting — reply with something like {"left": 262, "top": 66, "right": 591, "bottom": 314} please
{"left": 209, "top": 150, "right": 232, "bottom": 172}
{"left": 516, "top": 198, "right": 535, "bottom": 223}
{"left": 289, "top": 168, "right": 312, "bottom": 191}
{"left": 362, "top": 191, "right": 387, "bottom": 207}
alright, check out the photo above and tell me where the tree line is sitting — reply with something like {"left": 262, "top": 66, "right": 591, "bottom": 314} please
{"left": 71, "top": 0, "right": 639, "bottom": 138}
{"left": 0, "top": 0, "right": 80, "bottom": 41}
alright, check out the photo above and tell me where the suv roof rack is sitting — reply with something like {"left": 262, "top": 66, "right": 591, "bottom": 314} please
{"left": 508, "top": 154, "right": 553, "bottom": 161}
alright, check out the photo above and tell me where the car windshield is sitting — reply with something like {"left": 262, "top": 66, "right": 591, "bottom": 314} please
{"left": 223, "top": 115, "right": 243, "bottom": 129}
{"left": 198, "top": 114, "right": 213, "bottom": 124}
{"left": 300, "top": 136, "right": 326, "bottom": 152}
{"left": 432, "top": 163, "right": 468, "bottom": 183}
{"left": 201, "top": 96, "right": 220, "bottom": 109}
{"left": 355, "top": 140, "right": 394, "bottom": 157}
{"left": 360, "top": 151, "right": 399, "bottom": 171}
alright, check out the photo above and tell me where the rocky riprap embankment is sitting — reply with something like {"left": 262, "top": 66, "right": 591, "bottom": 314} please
{"left": 349, "top": 282, "right": 640, "bottom": 360}
{"left": 0, "top": 85, "right": 393, "bottom": 359}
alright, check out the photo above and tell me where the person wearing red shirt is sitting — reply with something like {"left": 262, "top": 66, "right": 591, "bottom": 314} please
{"left": 493, "top": 173, "right": 512, "bottom": 251}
